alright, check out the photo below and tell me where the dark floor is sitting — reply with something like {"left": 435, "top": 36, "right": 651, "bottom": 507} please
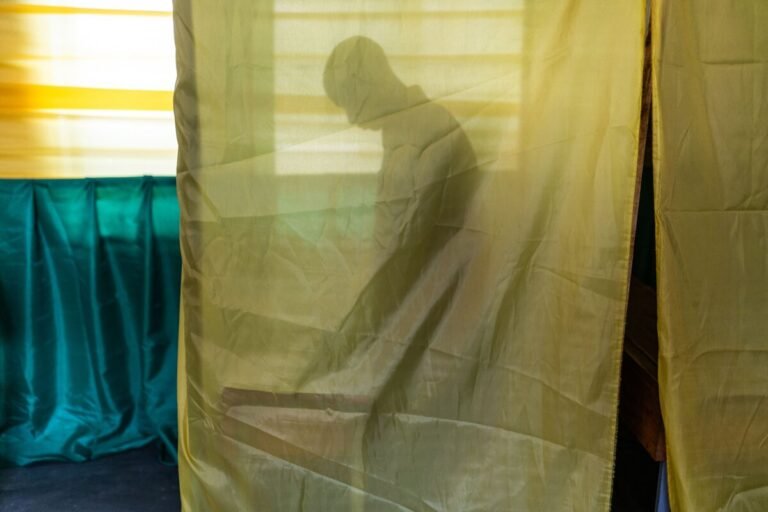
{"left": 0, "top": 446, "right": 181, "bottom": 512}
{"left": 0, "top": 430, "right": 659, "bottom": 512}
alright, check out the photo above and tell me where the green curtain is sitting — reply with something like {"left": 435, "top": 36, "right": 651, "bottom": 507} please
{"left": 0, "top": 177, "right": 180, "bottom": 467}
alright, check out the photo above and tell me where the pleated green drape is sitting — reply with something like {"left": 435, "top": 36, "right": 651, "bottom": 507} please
{"left": 0, "top": 177, "right": 180, "bottom": 466}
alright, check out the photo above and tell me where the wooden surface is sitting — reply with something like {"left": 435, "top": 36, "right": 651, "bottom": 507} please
{"left": 621, "top": 277, "right": 666, "bottom": 462}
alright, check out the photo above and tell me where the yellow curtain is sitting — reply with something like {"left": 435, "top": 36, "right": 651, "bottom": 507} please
{"left": 174, "top": 1, "right": 645, "bottom": 510}
{"left": 653, "top": 1, "right": 768, "bottom": 510}
{"left": 0, "top": 0, "right": 176, "bottom": 177}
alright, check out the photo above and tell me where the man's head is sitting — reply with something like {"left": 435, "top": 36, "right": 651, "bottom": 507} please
{"left": 323, "top": 36, "right": 406, "bottom": 129}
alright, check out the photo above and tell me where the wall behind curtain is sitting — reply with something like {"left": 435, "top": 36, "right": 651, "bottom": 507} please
{"left": 174, "top": 1, "right": 646, "bottom": 510}
{"left": 0, "top": 0, "right": 176, "bottom": 177}
{"left": 653, "top": 1, "right": 768, "bottom": 510}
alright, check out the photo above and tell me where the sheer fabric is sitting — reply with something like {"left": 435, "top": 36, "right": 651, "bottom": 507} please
{"left": 173, "top": 1, "right": 646, "bottom": 510}
{"left": 653, "top": 1, "right": 768, "bottom": 510}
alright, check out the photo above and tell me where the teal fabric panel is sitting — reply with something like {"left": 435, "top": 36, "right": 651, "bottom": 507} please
{"left": 0, "top": 177, "right": 180, "bottom": 466}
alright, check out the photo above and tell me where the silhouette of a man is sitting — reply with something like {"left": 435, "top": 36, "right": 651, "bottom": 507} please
{"left": 323, "top": 36, "right": 477, "bottom": 249}
{"left": 321, "top": 39, "right": 483, "bottom": 499}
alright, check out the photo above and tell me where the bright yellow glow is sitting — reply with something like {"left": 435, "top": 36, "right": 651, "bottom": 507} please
{"left": 25, "top": 14, "right": 175, "bottom": 91}
{"left": 11, "top": 0, "right": 172, "bottom": 13}
{"left": 0, "top": 0, "right": 176, "bottom": 177}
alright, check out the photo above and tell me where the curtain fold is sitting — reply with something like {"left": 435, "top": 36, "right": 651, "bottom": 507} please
{"left": 174, "top": 1, "right": 646, "bottom": 510}
{"left": 653, "top": 1, "right": 768, "bottom": 510}
{"left": 0, "top": 177, "right": 180, "bottom": 466}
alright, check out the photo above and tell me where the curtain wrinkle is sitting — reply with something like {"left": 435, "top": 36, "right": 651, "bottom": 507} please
{"left": 175, "top": 1, "right": 645, "bottom": 510}
{"left": 0, "top": 177, "right": 180, "bottom": 466}
{"left": 654, "top": 1, "right": 768, "bottom": 510}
